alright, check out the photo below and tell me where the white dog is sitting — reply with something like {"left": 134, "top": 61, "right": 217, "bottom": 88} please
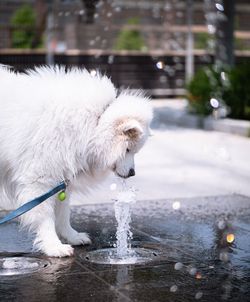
{"left": 0, "top": 66, "right": 153, "bottom": 257}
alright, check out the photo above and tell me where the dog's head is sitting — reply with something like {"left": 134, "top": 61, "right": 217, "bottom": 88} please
{"left": 92, "top": 92, "right": 153, "bottom": 179}
{"left": 111, "top": 117, "right": 149, "bottom": 178}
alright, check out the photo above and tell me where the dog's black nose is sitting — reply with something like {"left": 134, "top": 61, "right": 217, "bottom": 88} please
{"left": 128, "top": 168, "right": 135, "bottom": 177}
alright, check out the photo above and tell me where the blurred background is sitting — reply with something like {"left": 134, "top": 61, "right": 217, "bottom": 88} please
{"left": 1, "top": 0, "right": 250, "bottom": 203}
{"left": 0, "top": 0, "right": 249, "bottom": 121}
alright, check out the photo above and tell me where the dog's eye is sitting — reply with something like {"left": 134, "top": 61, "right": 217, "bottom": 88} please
{"left": 126, "top": 148, "right": 130, "bottom": 153}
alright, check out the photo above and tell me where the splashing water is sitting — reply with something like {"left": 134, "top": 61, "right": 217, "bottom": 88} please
{"left": 114, "top": 182, "right": 136, "bottom": 258}
{"left": 83, "top": 181, "right": 159, "bottom": 265}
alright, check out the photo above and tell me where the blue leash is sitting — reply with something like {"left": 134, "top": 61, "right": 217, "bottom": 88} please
{"left": 0, "top": 181, "right": 67, "bottom": 225}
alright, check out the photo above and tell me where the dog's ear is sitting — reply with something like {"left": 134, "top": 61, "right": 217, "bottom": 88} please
{"left": 122, "top": 119, "right": 143, "bottom": 139}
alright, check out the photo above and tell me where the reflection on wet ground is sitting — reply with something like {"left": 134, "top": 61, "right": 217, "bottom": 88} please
{"left": 0, "top": 195, "right": 250, "bottom": 301}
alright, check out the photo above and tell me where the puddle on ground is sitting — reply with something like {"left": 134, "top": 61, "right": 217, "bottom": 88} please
{"left": 0, "top": 195, "right": 250, "bottom": 301}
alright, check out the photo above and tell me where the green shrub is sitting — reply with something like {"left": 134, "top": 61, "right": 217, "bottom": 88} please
{"left": 186, "top": 64, "right": 250, "bottom": 120}
{"left": 186, "top": 67, "right": 222, "bottom": 116}
{"left": 224, "top": 63, "right": 250, "bottom": 120}
{"left": 11, "top": 4, "right": 36, "bottom": 48}
{"left": 114, "top": 17, "right": 146, "bottom": 51}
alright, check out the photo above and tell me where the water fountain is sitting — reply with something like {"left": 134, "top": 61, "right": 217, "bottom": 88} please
{"left": 83, "top": 183, "right": 160, "bottom": 265}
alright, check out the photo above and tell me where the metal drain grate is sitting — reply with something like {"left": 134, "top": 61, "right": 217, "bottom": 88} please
{"left": 0, "top": 257, "right": 50, "bottom": 276}
{"left": 82, "top": 247, "right": 161, "bottom": 265}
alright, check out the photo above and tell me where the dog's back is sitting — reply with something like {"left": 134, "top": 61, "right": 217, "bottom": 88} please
{"left": 0, "top": 66, "right": 117, "bottom": 210}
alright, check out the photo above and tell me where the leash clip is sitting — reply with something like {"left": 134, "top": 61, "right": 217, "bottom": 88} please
{"left": 64, "top": 179, "right": 70, "bottom": 187}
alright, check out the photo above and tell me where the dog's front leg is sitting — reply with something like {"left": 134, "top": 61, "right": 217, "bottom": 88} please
{"left": 18, "top": 184, "right": 74, "bottom": 257}
{"left": 55, "top": 197, "right": 91, "bottom": 246}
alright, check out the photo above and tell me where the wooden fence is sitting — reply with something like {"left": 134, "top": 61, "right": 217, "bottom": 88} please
{"left": 0, "top": 50, "right": 249, "bottom": 97}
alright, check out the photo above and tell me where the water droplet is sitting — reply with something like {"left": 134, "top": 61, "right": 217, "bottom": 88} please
{"left": 219, "top": 251, "right": 229, "bottom": 262}
{"left": 217, "top": 219, "right": 226, "bottom": 230}
{"left": 172, "top": 201, "right": 181, "bottom": 210}
{"left": 108, "top": 55, "right": 114, "bottom": 64}
{"left": 170, "top": 285, "right": 178, "bottom": 292}
{"left": 96, "top": 1, "right": 103, "bottom": 8}
{"left": 102, "top": 227, "right": 108, "bottom": 234}
{"left": 90, "top": 70, "right": 97, "bottom": 77}
{"left": 210, "top": 98, "right": 219, "bottom": 109}
{"left": 173, "top": 56, "right": 181, "bottom": 63}
{"left": 176, "top": 11, "right": 183, "bottom": 18}
{"left": 215, "top": 3, "right": 224, "bottom": 11}
{"left": 156, "top": 61, "right": 164, "bottom": 69}
{"left": 164, "top": 66, "right": 175, "bottom": 77}
{"left": 176, "top": 79, "right": 184, "bottom": 87}
{"left": 152, "top": 7, "right": 160, "bottom": 19}
{"left": 189, "top": 267, "right": 197, "bottom": 276}
{"left": 110, "top": 183, "right": 117, "bottom": 191}
{"left": 164, "top": 3, "right": 172, "bottom": 11}
{"left": 220, "top": 71, "right": 226, "bottom": 81}
{"left": 208, "top": 24, "right": 216, "bottom": 34}
{"left": 159, "top": 75, "right": 167, "bottom": 83}
{"left": 174, "top": 262, "right": 183, "bottom": 270}
{"left": 195, "top": 291, "right": 203, "bottom": 299}
{"left": 175, "top": 63, "right": 183, "bottom": 70}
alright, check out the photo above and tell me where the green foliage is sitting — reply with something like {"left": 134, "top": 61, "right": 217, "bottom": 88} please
{"left": 186, "top": 67, "right": 218, "bottom": 116}
{"left": 224, "top": 63, "right": 250, "bottom": 119}
{"left": 194, "top": 32, "right": 209, "bottom": 49}
{"left": 186, "top": 64, "right": 250, "bottom": 120}
{"left": 114, "top": 17, "right": 146, "bottom": 51}
{"left": 11, "top": 4, "right": 36, "bottom": 48}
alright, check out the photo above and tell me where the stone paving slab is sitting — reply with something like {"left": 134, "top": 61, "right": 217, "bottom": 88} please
{"left": 0, "top": 195, "right": 250, "bottom": 302}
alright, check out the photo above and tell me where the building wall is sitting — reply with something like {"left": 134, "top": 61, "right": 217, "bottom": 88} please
{"left": 0, "top": 0, "right": 249, "bottom": 51}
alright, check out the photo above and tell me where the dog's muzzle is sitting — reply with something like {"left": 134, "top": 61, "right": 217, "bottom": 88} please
{"left": 115, "top": 168, "right": 135, "bottom": 178}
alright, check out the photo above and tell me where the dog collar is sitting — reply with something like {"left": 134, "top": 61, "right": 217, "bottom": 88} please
{"left": 0, "top": 180, "right": 68, "bottom": 225}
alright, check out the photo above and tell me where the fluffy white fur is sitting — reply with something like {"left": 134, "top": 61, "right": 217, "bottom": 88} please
{"left": 0, "top": 65, "right": 153, "bottom": 257}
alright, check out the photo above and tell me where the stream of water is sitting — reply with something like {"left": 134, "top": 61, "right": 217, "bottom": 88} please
{"left": 114, "top": 184, "right": 136, "bottom": 258}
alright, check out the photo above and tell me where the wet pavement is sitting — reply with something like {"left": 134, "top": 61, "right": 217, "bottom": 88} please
{"left": 1, "top": 195, "right": 250, "bottom": 302}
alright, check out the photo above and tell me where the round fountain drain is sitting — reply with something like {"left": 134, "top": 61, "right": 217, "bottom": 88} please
{"left": 0, "top": 257, "right": 50, "bottom": 276}
{"left": 82, "top": 247, "right": 161, "bottom": 265}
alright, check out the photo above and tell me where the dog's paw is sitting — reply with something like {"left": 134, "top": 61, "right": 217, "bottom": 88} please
{"left": 43, "top": 243, "right": 74, "bottom": 258}
{"left": 65, "top": 232, "right": 92, "bottom": 246}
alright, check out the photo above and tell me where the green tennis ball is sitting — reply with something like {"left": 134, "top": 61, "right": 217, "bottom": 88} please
{"left": 58, "top": 191, "right": 66, "bottom": 201}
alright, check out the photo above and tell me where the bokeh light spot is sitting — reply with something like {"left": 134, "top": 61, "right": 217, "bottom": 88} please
{"left": 110, "top": 183, "right": 117, "bottom": 191}
{"left": 226, "top": 233, "right": 235, "bottom": 243}
{"left": 172, "top": 201, "right": 181, "bottom": 210}
{"left": 156, "top": 61, "right": 164, "bottom": 69}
